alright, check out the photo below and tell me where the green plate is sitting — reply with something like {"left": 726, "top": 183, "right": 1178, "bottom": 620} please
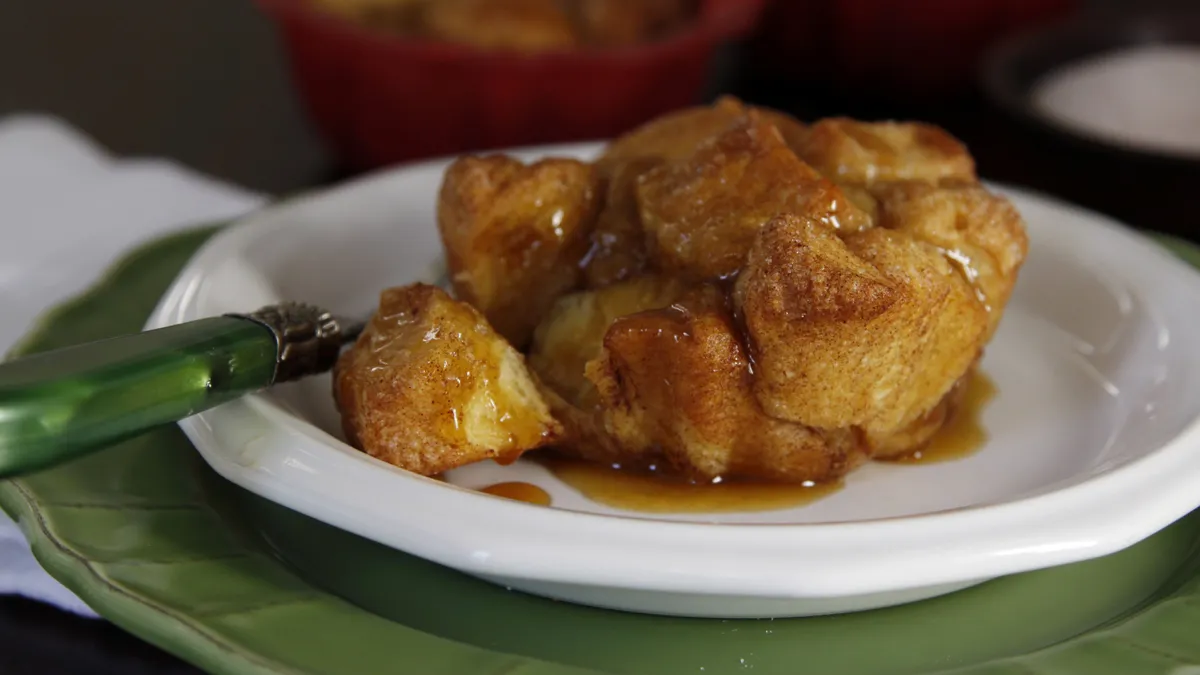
{"left": 5, "top": 226, "right": 1200, "bottom": 675}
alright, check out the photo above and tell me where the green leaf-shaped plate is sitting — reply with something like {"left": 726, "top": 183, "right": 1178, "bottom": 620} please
{"left": 4, "top": 226, "right": 1200, "bottom": 675}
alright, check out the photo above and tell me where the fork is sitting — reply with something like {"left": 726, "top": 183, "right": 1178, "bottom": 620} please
{"left": 0, "top": 303, "right": 364, "bottom": 478}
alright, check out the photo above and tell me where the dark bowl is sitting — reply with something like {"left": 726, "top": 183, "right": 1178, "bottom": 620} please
{"left": 979, "top": 10, "right": 1200, "bottom": 237}
{"left": 981, "top": 10, "right": 1200, "bottom": 168}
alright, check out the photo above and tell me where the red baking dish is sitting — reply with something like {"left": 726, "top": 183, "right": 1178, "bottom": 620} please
{"left": 254, "top": 0, "right": 766, "bottom": 169}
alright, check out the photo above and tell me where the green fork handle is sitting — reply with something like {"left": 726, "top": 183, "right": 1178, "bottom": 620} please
{"left": 0, "top": 317, "right": 279, "bottom": 478}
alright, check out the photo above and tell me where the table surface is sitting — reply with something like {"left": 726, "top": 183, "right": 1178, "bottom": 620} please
{"left": 0, "top": 596, "right": 200, "bottom": 674}
{"left": 3, "top": 37, "right": 1199, "bottom": 675}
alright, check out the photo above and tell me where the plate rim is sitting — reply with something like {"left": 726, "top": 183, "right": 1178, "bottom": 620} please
{"left": 146, "top": 145, "right": 1200, "bottom": 600}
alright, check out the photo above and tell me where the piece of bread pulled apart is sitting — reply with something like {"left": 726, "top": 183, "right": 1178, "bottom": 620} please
{"left": 334, "top": 284, "right": 560, "bottom": 475}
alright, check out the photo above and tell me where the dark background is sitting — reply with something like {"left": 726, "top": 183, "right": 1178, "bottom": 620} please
{"left": 0, "top": 0, "right": 1196, "bottom": 672}
{"left": 0, "top": 0, "right": 1189, "bottom": 194}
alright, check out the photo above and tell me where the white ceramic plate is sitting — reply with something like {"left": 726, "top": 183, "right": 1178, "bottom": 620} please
{"left": 147, "top": 143, "right": 1200, "bottom": 619}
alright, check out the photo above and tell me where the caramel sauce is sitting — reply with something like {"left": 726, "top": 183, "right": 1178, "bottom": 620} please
{"left": 475, "top": 373, "right": 995, "bottom": 513}
{"left": 538, "top": 458, "right": 841, "bottom": 513}
{"left": 479, "top": 481, "right": 552, "bottom": 506}
{"left": 882, "top": 372, "right": 997, "bottom": 464}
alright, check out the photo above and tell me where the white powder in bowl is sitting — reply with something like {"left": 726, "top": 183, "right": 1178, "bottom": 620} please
{"left": 1032, "top": 44, "right": 1200, "bottom": 157}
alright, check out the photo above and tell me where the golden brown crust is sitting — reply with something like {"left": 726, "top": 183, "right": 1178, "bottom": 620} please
{"left": 528, "top": 274, "right": 687, "bottom": 408}
{"left": 875, "top": 181, "right": 1029, "bottom": 340}
{"left": 755, "top": 108, "right": 810, "bottom": 156}
{"left": 587, "top": 102, "right": 813, "bottom": 288}
{"left": 734, "top": 215, "right": 988, "bottom": 439}
{"left": 597, "top": 96, "right": 749, "bottom": 171}
{"left": 583, "top": 286, "right": 868, "bottom": 482}
{"left": 637, "top": 113, "right": 872, "bottom": 282}
{"left": 437, "top": 154, "right": 601, "bottom": 348}
{"left": 800, "top": 118, "right": 977, "bottom": 188}
{"left": 597, "top": 96, "right": 810, "bottom": 172}
{"left": 536, "top": 382, "right": 637, "bottom": 467}
{"left": 865, "top": 365, "right": 974, "bottom": 458}
{"left": 580, "top": 157, "right": 663, "bottom": 289}
{"left": 333, "top": 284, "right": 561, "bottom": 475}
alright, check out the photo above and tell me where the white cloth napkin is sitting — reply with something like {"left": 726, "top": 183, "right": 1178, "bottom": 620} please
{"left": 0, "top": 114, "right": 265, "bottom": 618}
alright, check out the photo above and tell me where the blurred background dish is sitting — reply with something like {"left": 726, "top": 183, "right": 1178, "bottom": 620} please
{"left": 983, "top": 9, "right": 1200, "bottom": 164}
{"left": 979, "top": 7, "right": 1200, "bottom": 239}
{"left": 1029, "top": 45, "right": 1200, "bottom": 160}
{"left": 306, "top": 0, "right": 702, "bottom": 50}
{"left": 253, "top": 0, "right": 764, "bottom": 169}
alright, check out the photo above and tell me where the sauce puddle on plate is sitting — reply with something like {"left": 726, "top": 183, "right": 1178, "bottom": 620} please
{"left": 881, "top": 372, "right": 997, "bottom": 465}
{"left": 537, "top": 459, "right": 841, "bottom": 513}
{"left": 478, "top": 372, "right": 996, "bottom": 512}
{"left": 478, "top": 481, "right": 553, "bottom": 506}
